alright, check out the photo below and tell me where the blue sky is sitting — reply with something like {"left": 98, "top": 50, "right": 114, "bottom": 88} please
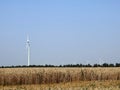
{"left": 0, "top": 0, "right": 120, "bottom": 66}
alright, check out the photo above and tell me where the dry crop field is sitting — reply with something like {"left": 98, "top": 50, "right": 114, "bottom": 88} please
{"left": 0, "top": 81, "right": 120, "bottom": 90}
{"left": 0, "top": 67, "right": 120, "bottom": 90}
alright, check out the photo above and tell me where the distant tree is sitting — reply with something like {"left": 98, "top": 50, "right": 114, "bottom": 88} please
{"left": 116, "top": 63, "right": 120, "bottom": 67}
{"left": 79, "top": 64, "right": 83, "bottom": 67}
{"left": 87, "top": 64, "right": 92, "bottom": 67}
{"left": 2, "top": 66, "right": 4, "bottom": 68}
{"left": 102, "top": 63, "right": 109, "bottom": 67}
{"left": 109, "top": 64, "right": 114, "bottom": 67}
{"left": 59, "top": 65, "right": 62, "bottom": 67}
{"left": 93, "top": 64, "right": 98, "bottom": 67}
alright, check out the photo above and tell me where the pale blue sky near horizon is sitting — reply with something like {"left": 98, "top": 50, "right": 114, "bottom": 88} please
{"left": 0, "top": 0, "right": 120, "bottom": 66}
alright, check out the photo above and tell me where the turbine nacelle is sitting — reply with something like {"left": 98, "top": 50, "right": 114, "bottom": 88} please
{"left": 27, "top": 35, "right": 30, "bottom": 42}
{"left": 26, "top": 35, "right": 30, "bottom": 47}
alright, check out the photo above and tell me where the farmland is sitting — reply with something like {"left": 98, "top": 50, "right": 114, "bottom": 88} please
{"left": 1, "top": 81, "right": 120, "bottom": 90}
{"left": 0, "top": 67, "right": 120, "bottom": 90}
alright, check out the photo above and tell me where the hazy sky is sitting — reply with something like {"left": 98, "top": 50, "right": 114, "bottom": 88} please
{"left": 0, "top": 0, "right": 120, "bottom": 66}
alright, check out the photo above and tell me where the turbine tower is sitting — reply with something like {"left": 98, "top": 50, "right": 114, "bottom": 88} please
{"left": 27, "top": 35, "right": 30, "bottom": 66}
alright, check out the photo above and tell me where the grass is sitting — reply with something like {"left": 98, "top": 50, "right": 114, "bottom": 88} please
{"left": 0, "top": 67, "right": 120, "bottom": 90}
{"left": 0, "top": 81, "right": 120, "bottom": 90}
{"left": 0, "top": 67, "right": 119, "bottom": 85}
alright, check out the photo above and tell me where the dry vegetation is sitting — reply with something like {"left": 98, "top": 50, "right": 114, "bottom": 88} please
{"left": 0, "top": 81, "right": 120, "bottom": 90}
{"left": 0, "top": 67, "right": 120, "bottom": 86}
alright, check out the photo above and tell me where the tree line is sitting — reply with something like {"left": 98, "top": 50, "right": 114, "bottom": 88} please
{"left": 0, "top": 63, "right": 120, "bottom": 68}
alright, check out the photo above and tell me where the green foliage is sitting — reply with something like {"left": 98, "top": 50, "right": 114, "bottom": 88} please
{"left": 0, "top": 63, "right": 119, "bottom": 68}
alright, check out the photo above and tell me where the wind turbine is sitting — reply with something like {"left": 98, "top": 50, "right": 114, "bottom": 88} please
{"left": 27, "top": 35, "right": 30, "bottom": 66}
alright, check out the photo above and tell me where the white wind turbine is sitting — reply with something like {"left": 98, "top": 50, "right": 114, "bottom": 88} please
{"left": 26, "top": 35, "right": 30, "bottom": 66}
